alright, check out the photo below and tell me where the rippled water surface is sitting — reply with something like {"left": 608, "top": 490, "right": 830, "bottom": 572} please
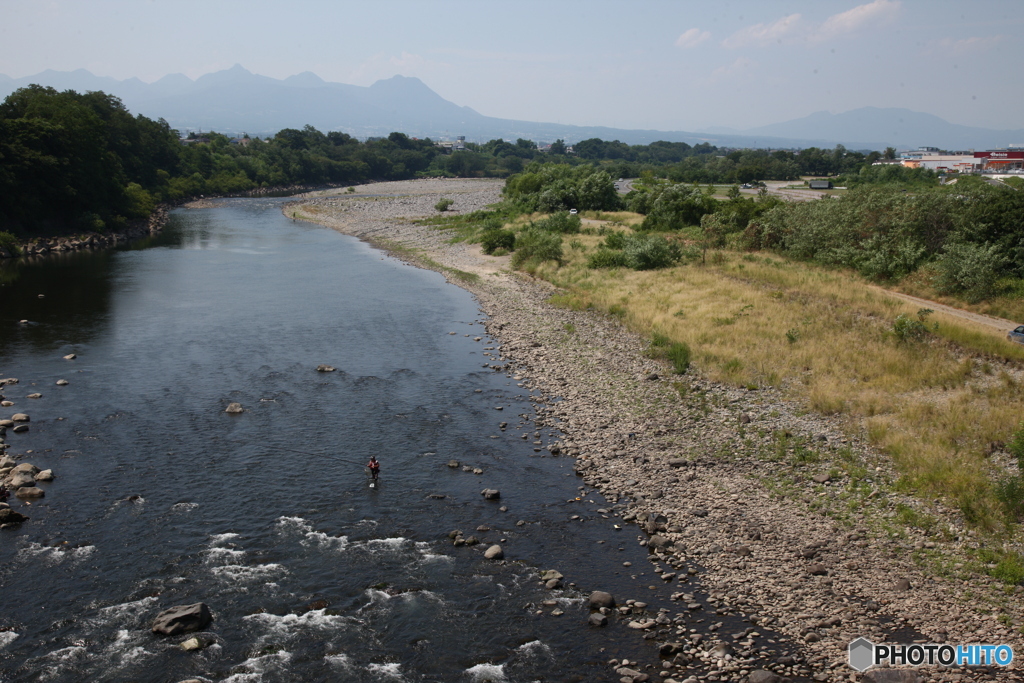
{"left": 0, "top": 200, "right": 665, "bottom": 682}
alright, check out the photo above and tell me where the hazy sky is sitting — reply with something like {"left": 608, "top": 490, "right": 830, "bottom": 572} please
{"left": 1, "top": 0, "right": 1020, "bottom": 131}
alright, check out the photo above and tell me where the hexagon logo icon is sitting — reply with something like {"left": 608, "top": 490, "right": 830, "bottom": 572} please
{"left": 848, "top": 637, "right": 875, "bottom": 672}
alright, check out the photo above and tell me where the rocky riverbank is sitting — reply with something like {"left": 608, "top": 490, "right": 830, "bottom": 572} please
{"left": 1, "top": 205, "right": 170, "bottom": 259}
{"left": 291, "top": 180, "right": 1023, "bottom": 683}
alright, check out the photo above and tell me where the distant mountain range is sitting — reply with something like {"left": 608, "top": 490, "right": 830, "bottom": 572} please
{"left": 2, "top": 65, "right": 1022, "bottom": 151}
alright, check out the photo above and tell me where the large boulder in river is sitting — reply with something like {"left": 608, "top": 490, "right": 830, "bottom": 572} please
{"left": 14, "top": 487, "right": 44, "bottom": 499}
{"left": 11, "top": 463, "right": 39, "bottom": 476}
{"left": 589, "top": 591, "right": 616, "bottom": 609}
{"left": 480, "top": 489, "right": 501, "bottom": 500}
{"left": 224, "top": 403, "right": 243, "bottom": 414}
{"left": 483, "top": 545, "right": 504, "bottom": 560}
{"left": 35, "top": 469, "right": 54, "bottom": 482}
{"left": 9, "top": 473, "right": 36, "bottom": 489}
{"left": 11, "top": 414, "right": 29, "bottom": 422}
{"left": 151, "top": 603, "right": 212, "bottom": 636}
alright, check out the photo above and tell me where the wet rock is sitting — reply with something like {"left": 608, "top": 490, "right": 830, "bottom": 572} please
{"left": 447, "top": 460, "right": 460, "bottom": 468}
{"left": 12, "top": 424, "right": 28, "bottom": 434}
{"left": 151, "top": 603, "right": 213, "bottom": 636}
{"left": 481, "top": 488, "right": 501, "bottom": 500}
{"left": 540, "top": 570, "right": 563, "bottom": 582}
{"left": 27, "top": 393, "right": 41, "bottom": 399}
{"left": 590, "top": 591, "right": 616, "bottom": 609}
{"left": 180, "top": 636, "right": 210, "bottom": 651}
{"left": 483, "top": 544, "right": 504, "bottom": 560}
{"left": 14, "top": 487, "right": 44, "bottom": 499}
{"left": 588, "top": 612, "right": 608, "bottom": 626}
{"left": 0, "top": 420, "right": 12, "bottom": 428}
{"left": 56, "top": 380, "right": 69, "bottom": 386}
{"left": 63, "top": 354, "right": 76, "bottom": 360}
{"left": 648, "top": 535, "right": 673, "bottom": 550}
{"left": 545, "top": 578, "right": 562, "bottom": 589}
{"left": 315, "top": 364, "right": 336, "bottom": 372}
{"left": 11, "top": 463, "right": 39, "bottom": 475}
{"left": 225, "top": 402, "right": 244, "bottom": 414}
{"left": 0, "top": 507, "right": 28, "bottom": 525}
{"left": 11, "top": 414, "right": 29, "bottom": 422}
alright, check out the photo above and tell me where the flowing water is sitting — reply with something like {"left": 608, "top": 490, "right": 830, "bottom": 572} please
{"left": 0, "top": 199, "right": 684, "bottom": 682}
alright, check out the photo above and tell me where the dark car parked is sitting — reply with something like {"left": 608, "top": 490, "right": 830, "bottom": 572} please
{"left": 1009, "top": 325, "right": 1024, "bottom": 345}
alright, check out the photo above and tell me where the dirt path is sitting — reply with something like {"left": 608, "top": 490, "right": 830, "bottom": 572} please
{"left": 870, "top": 286, "right": 1019, "bottom": 333}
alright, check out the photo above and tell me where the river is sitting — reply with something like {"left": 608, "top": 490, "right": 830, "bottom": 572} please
{"left": 0, "top": 199, "right": 670, "bottom": 682}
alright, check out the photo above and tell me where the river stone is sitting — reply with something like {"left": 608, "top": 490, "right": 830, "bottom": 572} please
{"left": 315, "top": 364, "right": 335, "bottom": 372}
{"left": 12, "top": 424, "right": 28, "bottom": 434}
{"left": 588, "top": 612, "right": 608, "bottom": 627}
{"left": 63, "top": 354, "right": 76, "bottom": 360}
{"left": 225, "top": 402, "right": 243, "bottom": 414}
{"left": 483, "top": 544, "right": 504, "bottom": 560}
{"left": 14, "top": 487, "right": 44, "bottom": 499}
{"left": 151, "top": 603, "right": 213, "bottom": 636}
{"left": 9, "top": 473, "right": 35, "bottom": 489}
{"left": 11, "top": 463, "right": 39, "bottom": 475}
{"left": 747, "top": 671, "right": 784, "bottom": 683}
{"left": 648, "top": 535, "right": 673, "bottom": 549}
{"left": 35, "top": 469, "right": 54, "bottom": 482}
{"left": 27, "top": 393, "right": 41, "bottom": 399}
{"left": 56, "top": 379, "right": 69, "bottom": 386}
{"left": 0, "top": 402, "right": 12, "bottom": 408}
{"left": 807, "top": 563, "right": 828, "bottom": 576}
{"left": 447, "top": 460, "right": 460, "bottom": 468}
{"left": 481, "top": 488, "right": 500, "bottom": 500}
{"left": 589, "top": 591, "right": 615, "bottom": 609}
{"left": 540, "top": 569, "right": 563, "bottom": 581}
{"left": 894, "top": 578, "right": 912, "bottom": 591}
{"left": 11, "top": 414, "right": 29, "bottom": 422}
{"left": 0, "top": 420, "right": 12, "bottom": 428}
{"left": 0, "top": 508, "right": 28, "bottom": 524}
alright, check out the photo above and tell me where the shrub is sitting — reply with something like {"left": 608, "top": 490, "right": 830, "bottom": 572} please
{"left": 510, "top": 228, "right": 563, "bottom": 269}
{"left": 534, "top": 212, "right": 581, "bottom": 234}
{"left": 892, "top": 308, "right": 937, "bottom": 343}
{"left": 0, "top": 231, "right": 20, "bottom": 255}
{"left": 587, "top": 249, "right": 628, "bottom": 269}
{"left": 622, "top": 233, "right": 682, "bottom": 270}
{"left": 996, "top": 476, "right": 1024, "bottom": 522}
{"left": 434, "top": 198, "right": 454, "bottom": 212}
{"left": 602, "top": 231, "right": 627, "bottom": 250}
{"left": 480, "top": 228, "right": 516, "bottom": 255}
{"left": 1009, "top": 423, "right": 1024, "bottom": 471}
{"left": 933, "top": 241, "right": 1007, "bottom": 303}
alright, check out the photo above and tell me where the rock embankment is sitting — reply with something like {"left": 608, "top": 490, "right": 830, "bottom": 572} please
{"left": 2, "top": 206, "right": 169, "bottom": 259}
{"left": 292, "top": 180, "right": 1023, "bottom": 682}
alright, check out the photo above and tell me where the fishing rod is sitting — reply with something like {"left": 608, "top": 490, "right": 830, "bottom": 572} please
{"left": 267, "top": 444, "right": 366, "bottom": 467}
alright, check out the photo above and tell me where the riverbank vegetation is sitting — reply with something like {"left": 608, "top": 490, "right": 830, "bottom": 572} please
{"left": 423, "top": 163, "right": 1024, "bottom": 546}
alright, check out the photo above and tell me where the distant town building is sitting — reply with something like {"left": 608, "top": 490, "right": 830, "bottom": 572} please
{"left": 808, "top": 180, "right": 833, "bottom": 189}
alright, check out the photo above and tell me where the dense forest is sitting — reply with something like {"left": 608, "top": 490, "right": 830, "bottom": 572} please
{"left": 0, "top": 85, "right": 933, "bottom": 239}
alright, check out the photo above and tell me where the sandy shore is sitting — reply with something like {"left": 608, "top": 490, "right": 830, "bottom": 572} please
{"left": 290, "top": 179, "right": 1023, "bottom": 683}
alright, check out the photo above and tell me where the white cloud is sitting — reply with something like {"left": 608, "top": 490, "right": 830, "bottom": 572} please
{"left": 930, "top": 35, "right": 1005, "bottom": 55}
{"left": 675, "top": 28, "right": 711, "bottom": 49}
{"left": 811, "top": 0, "right": 900, "bottom": 43}
{"left": 721, "top": 14, "right": 801, "bottom": 49}
{"left": 722, "top": 1, "right": 899, "bottom": 50}
{"left": 707, "top": 57, "right": 757, "bottom": 83}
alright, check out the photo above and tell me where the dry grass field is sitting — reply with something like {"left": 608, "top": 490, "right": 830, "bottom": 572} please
{"left": 519, "top": 216, "right": 1024, "bottom": 532}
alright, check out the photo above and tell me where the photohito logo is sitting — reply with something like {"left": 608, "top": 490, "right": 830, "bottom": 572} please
{"left": 848, "top": 637, "right": 1015, "bottom": 672}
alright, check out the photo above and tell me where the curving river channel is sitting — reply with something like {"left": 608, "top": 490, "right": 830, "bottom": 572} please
{"left": 0, "top": 199, "right": 677, "bottom": 682}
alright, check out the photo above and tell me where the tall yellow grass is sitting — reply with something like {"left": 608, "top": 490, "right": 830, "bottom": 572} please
{"left": 532, "top": 228, "right": 1024, "bottom": 530}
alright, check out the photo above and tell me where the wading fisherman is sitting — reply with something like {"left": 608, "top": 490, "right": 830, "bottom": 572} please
{"left": 367, "top": 456, "right": 380, "bottom": 481}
